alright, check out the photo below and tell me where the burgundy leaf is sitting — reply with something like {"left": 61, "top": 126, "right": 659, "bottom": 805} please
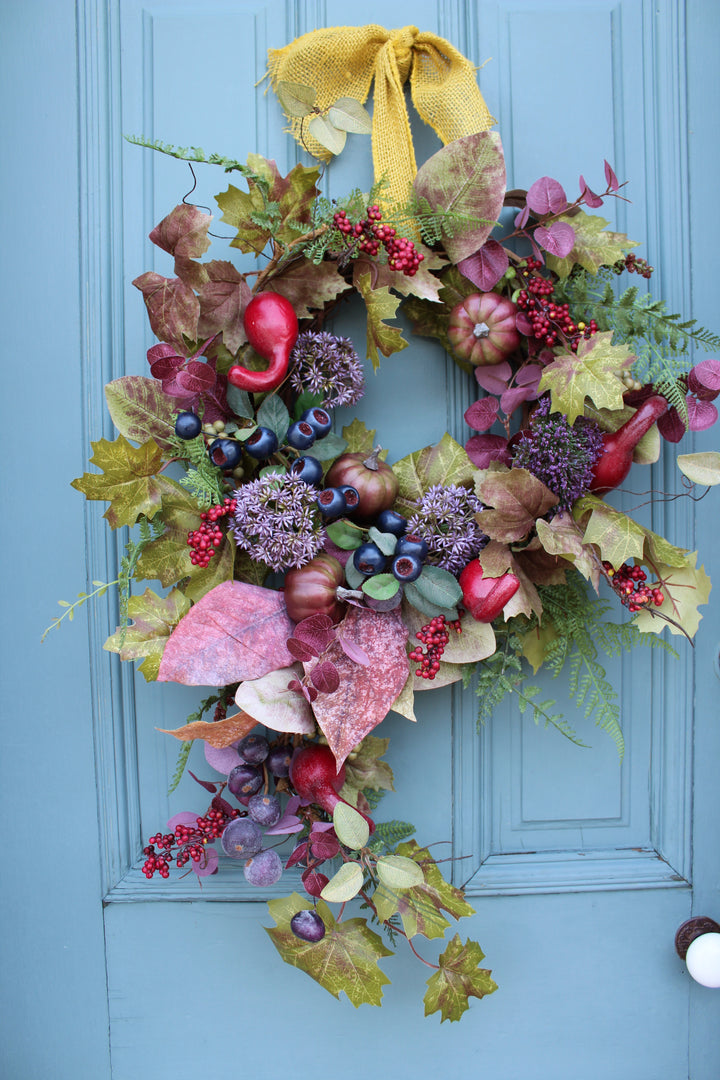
{"left": 689, "top": 359, "right": 720, "bottom": 401}
{"left": 465, "top": 434, "right": 512, "bottom": 469}
{"left": 514, "top": 205, "right": 530, "bottom": 229}
{"left": 212, "top": 795, "right": 236, "bottom": 818}
{"left": 657, "top": 406, "right": 687, "bottom": 443}
{"left": 534, "top": 222, "right": 575, "bottom": 258}
{"left": 604, "top": 159, "right": 620, "bottom": 191}
{"left": 687, "top": 396, "right": 719, "bottom": 431}
{"left": 464, "top": 396, "right": 500, "bottom": 432}
{"left": 579, "top": 175, "right": 604, "bottom": 208}
{"left": 500, "top": 386, "right": 535, "bottom": 414}
{"left": 458, "top": 239, "right": 509, "bottom": 292}
{"left": 307, "top": 607, "right": 409, "bottom": 769}
{"left": 310, "top": 660, "right": 341, "bottom": 694}
{"left": 149, "top": 353, "right": 185, "bottom": 381}
{"left": 286, "top": 636, "right": 319, "bottom": 662}
{"left": 528, "top": 234, "right": 545, "bottom": 264}
{"left": 475, "top": 361, "right": 512, "bottom": 395}
{"left": 293, "top": 614, "right": 336, "bottom": 654}
{"left": 526, "top": 176, "right": 568, "bottom": 215}
{"left": 310, "top": 830, "right": 340, "bottom": 860}
{"left": 285, "top": 840, "right": 309, "bottom": 869}
{"left": 158, "top": 581, "right": 295, "bottom": 686}
{"left": 516, "top": 311, "right": 535, "bottom": 337}
{"left": 306, "top": 685, "right": 319, "bottom": 703}
{"left": 187, "top": 770, "right": 218, "bottom": 794}
{"left": 337, "top": 637, "right": 371, "bottom": 666}
{"left": 302, "top": 868, "right": 329, "bottom": 897}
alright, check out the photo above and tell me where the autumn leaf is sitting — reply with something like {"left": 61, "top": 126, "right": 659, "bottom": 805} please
{"left": 373, "top": 841, "right": 475, "bottom": 941}
{"left": 149, "top": 203, "right": 212, "bottom": 261}
{"left": 574, "top": 495, "right": 646, "bottom": 567}
{"left": 389, "top": 673, "right": 417, "bottom": 723}
{"left": 544, "top": 210, "right": 639, "bottom": 278}
{"left": 340, "top": 735, "right": 394, "bottom": 799}
{"left": 270, "top": 258, "right": 351, "bottom": 318}
{"left": 354, "top": 246, "right": 447, "bottom": 303}
{"left": 393, "top": 434, "right": 476, "bottom": 516}
{"left": 634, "top": 552, "right": 711, "bottom": 638}
{"left": 354, "top": 271, "right": 408, "bottom": 369}
{"left": 159, "top": 712, "right": 257, "bottom": 746}
{"left": 475, "top": 465, "right": 558, "bottom": 543}
{"left": 104, "top": 587, "right": 190, "bottom": 681}
{"left": 245, "top": 154, "right": 321, "bottom": 243}
{"left": 196, "top": 260, "right": 252, "bottom": 353}
{"left": 340, "top": 418, "right": 380, "bottom": 456}
{"left": 71, "top": 435, "right": 180, "bottom": 528}
{"left": 104, "top": 376, "right": 178, "bottom": 454}
{"left": 216, "top": 182, "right": 271, "bottom": 255}
{"left": 424, "top": 934, "right": 498, "bottom": 1022}
{"left": 539, "top": 332, "right": 635, "bottom": 423}
{"left": 308, "top": 607, "right": 409, "bottom": 769}
{"left": 535, "top": 511, "right": 601, "bottom": 588}
{"left": 265, "top": 893, "right": 392, "bottom": 1007}
{"left": 158, "top": 581, "right": 295, "bottom": 686}
{"left": 132, "top": 271, "right": 200, "bottom": 354}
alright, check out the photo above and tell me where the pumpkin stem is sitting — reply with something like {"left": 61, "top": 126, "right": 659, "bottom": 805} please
{"left": 473, "top": 321, "right": 490, "bottom": 339}
{"left": 362, "top": 446, "right": 382, "bottom": 471}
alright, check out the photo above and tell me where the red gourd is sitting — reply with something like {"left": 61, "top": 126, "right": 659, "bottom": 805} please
{"left": 283, "top": 554, "right": 345, "bottom": 623}
{"left": 227, "top": 292, "right": 299, "bottom": 392}
{"left": 459, "top": 560, "right": 521, "bottom": 622}
{"left": 589, "top": 395, "right": 668, "bottom": 494}
{"left": 324, "top": 448, "right": 399, "bottom": 524}
{"left": 289, "top": 745, "right": 375, "bottom": 833}
{"left": 448, "top": 292, "right": 520, "bottom": 366}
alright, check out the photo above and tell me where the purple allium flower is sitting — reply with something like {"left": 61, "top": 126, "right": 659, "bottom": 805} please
{"left": 511, "top": 396, "right": 603, "bottom": 510}
{"left": 230, "top": 472, "right": 325, "bottom": 571}
{"left": 289, "top": 331, "right": 365, "bottom": 408}
{"left": 406, "top": 484, "right": 487, "bottom": 574}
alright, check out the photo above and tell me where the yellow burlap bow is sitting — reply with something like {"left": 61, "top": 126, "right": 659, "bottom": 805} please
{"left": 267, "top": 24, "right": 495, "bottom": 211}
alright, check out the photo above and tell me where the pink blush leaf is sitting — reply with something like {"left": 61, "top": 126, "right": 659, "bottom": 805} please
{"left": 475, "top": 361, "right": 512, "bottom": 395}
{"left": 526, "top": 176, "right": 568, "bottom": 215}
{"left": 514, "top": 205, "right": 530, "bottom": 229}
{"left": 604, "top": 160, "right": 620, "bottom": 191}
{"left": 308, "top": 607, "right": 409, "bottom": 769}
{"left": 205, "top": 741, "right": 242, "bottom": 775}
{"left": 688, "top": 396, "right": 718, "bottom": 431}
{"left": 500, "top": 385, "right": 535, "bottom": 414}
{"left": 337, "top": 636, "right": 371, "bottom": 666}
{"left": 579, "top": 175, "right": 604, "bottom": 208}
{"left": 311, "top": 660, "right": 340, "bottom": 694}
{"left": 534, "top": 222, "right": 575, "bottom": 258}
{"left": 457, "top": 240, "right": 509, "bottom": 292}
{"left": 464, "top": 397, "right": 500, "bottom": 432}
{"left": 689, "top": 359, "right": 720, "bottom": 399}
{"left": 166, "top": 811, "right": 201, "bottom": 831}
{"left": 158, "top": 581, "right": 295, "bottom": 686}
{"left": 515, "top": 364, "right": 543, "bottom": 389}
{"left": 194, "top": 846, "right": 219, "bottom": 876}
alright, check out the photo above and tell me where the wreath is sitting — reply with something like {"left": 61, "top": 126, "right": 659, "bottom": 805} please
{"left": 49, "top": 25, "right": 720, "bottom": 1021}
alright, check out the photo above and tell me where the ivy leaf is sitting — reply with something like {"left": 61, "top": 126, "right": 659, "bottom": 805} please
{"left": 544, "top": 210, "right": 639, "bottom": 278}
{"left": 158, "top": 581, "right": 295, "bottom": 686}
{"left": 196, "top": 260, "right": 252, "bottom": 353}
{"left": 373, "top": 841, "right": 475, "bottom": 940}
{"left": 307, "top": 607, "right": 409, "bottom": 769}
{"left": 393, "top": 433, "right": 475, "bottom": 515}
{"left": 104, "top": 587, "right": 190, "bottom": 681}
{"left": 71, "top": 436, "right": 179, "bottom": 528}
{"left": 245, "top": 154, "right": 321, "bottom": 242}
{"left": 475, "top": 465, "right": 558, "bottom": 543}
{"left": 539, "top": 332, "right": 635, "bottom": 423}
{"left": 104, "top": 376, "right": 178, "bottom": 454}
{"left": 340, "top": 735, "right": 394, "bottom": 797}
{"left": 132, "top": 272, "right": 200, "bottom": 354}
{"left": 269, "top": 259, "right": 351, "bottom": 319}
{"left": 574, "top": 496, "right": 646, "bottom": 567}
{"left": 634, "top": 553, "right": 712, "bottom": 638}
{"left": 265, "top": 893, "right": 392, "bottom": 1006}
{"left": 234, "top": 666, "right": 316, "bottom": 734}
{"left": 535, "top": 512, "right": 600, "bottom": 588}
{"left": 424, "top": 934, "right": 498, "bottom": 1022}
{"left": 413, "top": 131, "right": 506, "bottom": 264}
{"left": 354, "top": 271, "right": 409, "bottom": 369}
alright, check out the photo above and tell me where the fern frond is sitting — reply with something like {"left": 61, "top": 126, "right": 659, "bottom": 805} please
{"left": 124, "top": 135, "right": 253, "bottom": 175}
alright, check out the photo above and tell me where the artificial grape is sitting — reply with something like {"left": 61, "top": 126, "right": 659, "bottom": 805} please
{"left": 243, "top": 848, "right": 283, "bottom": 887}
{"left": 267, "top": 746, "right": 292, "bottom": 778}
{"left": 221, "top": 818, "right": 263, "bottom": 859}
{"left": 290, "top": 909, "right": 326, "bottom": 942}
{"left": 227, "top": 762, "right": 263, "bottom": 798}
{"left": 238, "top": 733, "right": 270, "bottom": 764}
{"left": 247, "top": 793, "right": 281, "bottom": 828}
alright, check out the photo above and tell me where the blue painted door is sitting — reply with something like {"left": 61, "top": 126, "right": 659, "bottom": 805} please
{"left": 4, "top": 1, "right": 720, "bottom": 1077}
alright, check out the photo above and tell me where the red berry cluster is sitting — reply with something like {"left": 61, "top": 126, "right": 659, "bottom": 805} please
{"left": 142, "top": 804, "right": 240, "bottom": 879}
{"left": 603, "top": 561, "right": 665, "bottom": 613}
{"left": 516, "top": 258, "right": 598, "bottom": 352}
{"left": 332, "top": 204, "right": 424, "bottom": 277}
{"left": 409, "top": 614, "right": 462, "bottom": 680}
{"left": 187, "top": 497, "right": 237, "bottom": 568}
{"left": 619, "top": 253, "right": 654, "bottom": 279}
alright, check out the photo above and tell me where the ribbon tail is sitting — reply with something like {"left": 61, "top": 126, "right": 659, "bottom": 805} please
{"left": 372, "top": 41, "right": 418, "bottom": 214}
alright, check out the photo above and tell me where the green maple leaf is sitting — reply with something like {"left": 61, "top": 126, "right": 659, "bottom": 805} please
{"left": 265, "top": 893, "right": 392, "bottom": 1007}
{"left": 545, "top": 210, "right": 639, "bottom": 278}
{"left": 424, "top": 934, "right": 498, "bottom": 1022}
{"left": 216, "top": 182, "right": 272, "bottom": 255}
{"left": 634, "top": 552, "right": 711, "bottom": 638}
{"left": 539, "top": 332, "right": 635, "bottom": 424}
{"left": 373, "top": 841, "right": 475, "bottom": 941}
{"left": 340, "top": 735, "right": 394, "bottom": 798}
{"left": 342, "top": 419, "right": 378, "bottom": 455}
{"left": 71, "top": 436, "right": 179, "bottom": 529}
{"left": 393, "top": 433, "right": 476, "bottom": 516}
{"left": 574, "top": 496, "right": 646, "bottom": 567}
{"left": 104, "top": 587, "right": 190, "bottom": 681}
{"left": 354, "top": 271, "right": 408, "bottom": 369}
{"left": 475, "top": 465, "right": 558, "bottom": 543}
